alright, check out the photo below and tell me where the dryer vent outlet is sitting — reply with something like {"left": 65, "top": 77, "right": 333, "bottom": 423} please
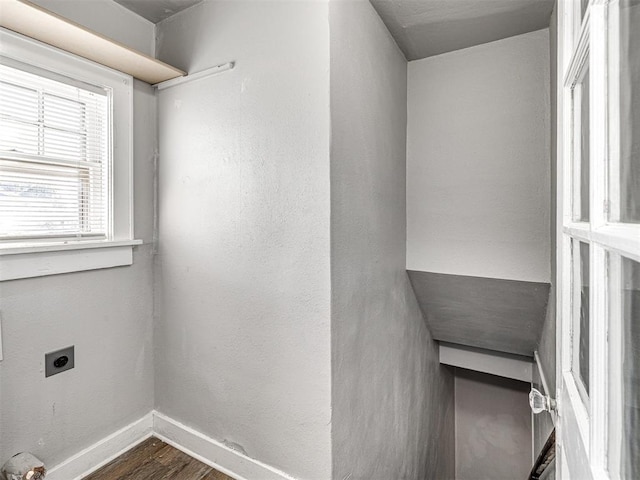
{"left": 45, "top": 346, "right": 75, "bottom": 377}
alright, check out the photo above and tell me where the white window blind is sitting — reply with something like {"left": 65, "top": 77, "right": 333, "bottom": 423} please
{"left": 0, "top": 60, "right": 110, "bottom": 241}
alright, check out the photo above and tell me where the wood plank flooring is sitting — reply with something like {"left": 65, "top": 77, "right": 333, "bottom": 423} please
{"left": 83, "top": 437, "right": 234, "bottom": 480}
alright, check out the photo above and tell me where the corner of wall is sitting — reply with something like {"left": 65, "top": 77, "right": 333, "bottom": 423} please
{"left": 329, "top": 1, "right": 455, "bottom": 478}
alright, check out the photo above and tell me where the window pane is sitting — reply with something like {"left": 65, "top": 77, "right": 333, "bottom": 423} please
{"left": 573, "top": 240, "right": 590, "bottom": 397}
{"left": 0, "top": 81, "right": 38, "bottom": 122}
{"left": 609, "top": 255, "right": 640, "bottom": 477}
{"left": 580, "top": 71, "right": 590, "bottom": 222}
{"left": 43, "top": 128, "right": 86, "bottom": 161}
{"left": 0, "top": 119, "right": 39, "bottom": 156}
{"left": 610, "top": 0, "right": 640, "bottom": 223}
{"left": 0, "top": 163, "right": 83, "bottom": 237}
{"left": 0, "top": 61, "right": 108, "bottom": 240}
{"left": 578, "top": 242, "right": 590, "bottom": 393}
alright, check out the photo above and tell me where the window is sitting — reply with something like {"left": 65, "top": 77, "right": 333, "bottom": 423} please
{"left": 0, "top": 60, "right": 109, "bottom": 240}
{"left": 0, "top": 29, "right": 139, "bottom": 280}
{"left": 558, "top": 0, "right": 640, "bottom": 478}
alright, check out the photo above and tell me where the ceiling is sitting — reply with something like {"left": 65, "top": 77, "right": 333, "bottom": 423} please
{"left": 408, "top": 270, "right": 550, "bottom": 357}
{"left": 370, "top": 0, "right": 555, "bottom": 60}
{"left": 112, "top": 0, "right": 554, "bottom": 55}
{"left": 113, "top": 0, "right": 202, "bottom": 23}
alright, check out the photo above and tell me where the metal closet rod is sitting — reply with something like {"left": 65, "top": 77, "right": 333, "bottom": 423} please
{"left": 153, "top": 61, "right": 235, "bottom": 90}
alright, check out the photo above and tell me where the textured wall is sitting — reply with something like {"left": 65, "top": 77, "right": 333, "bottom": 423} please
{"left": 0, "top": 74, "right": 156, "bottom": 471}
{"left": 407, "top": 29, "right": 551, "bottom": 283}
{"left": 330, "top": 1, "right": 455, "bottom": 478}
{"left": 154, "top": 2, "right": 332, "bottom": 479}
{"left": 537, "top": 1, "right": 558, "bottom": 399}
{"left": 534, "top": 2, "right": 558, "bottom": 460}
{"left": 455, "top": 369, "right": 532, "bottom": 480}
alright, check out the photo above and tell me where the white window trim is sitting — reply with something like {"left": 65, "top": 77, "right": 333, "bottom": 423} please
{"left": 0, "top": 28, "right": 140, "bottom": 281}
{"left": 559, "top": 2, "right": 606, "bottom": 477}
{"left": 558, "top": 1, "right": 640, "bottom": 478}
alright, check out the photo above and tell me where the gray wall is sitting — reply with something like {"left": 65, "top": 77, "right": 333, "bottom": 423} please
{"left": 154, "top": 2, "right": 332, "bottom": 479}
{"left": 455, "top": 369, "right": 532, "bottom": 480}
{"left": 534, "top": 1, "right": 558, "bottom": 459}
{"left": 0, "top": 1, "right": 156, "bottom": 466}
{"left": 330, "top": 1, "right": 455, "bottom": 479}
{"left": 537, "top": 1, "right": 558, "bottom": 399}
{"left": 407, "top": 29, "right": 551, "bottom": 284}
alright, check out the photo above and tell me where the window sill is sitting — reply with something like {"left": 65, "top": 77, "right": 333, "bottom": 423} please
{"left": 0, "top": 239, "right": 143, "bottom": 281}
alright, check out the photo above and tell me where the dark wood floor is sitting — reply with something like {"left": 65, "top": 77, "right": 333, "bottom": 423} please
{"left": 83, "top": 437, "right": 234, "bottom": 480}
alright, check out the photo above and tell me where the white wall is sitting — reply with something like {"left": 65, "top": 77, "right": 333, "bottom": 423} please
{"left": 330, "top": 1, "right": 455, "bottom": 478}
{"left": 154, "top": 2, "right": 332, "bottom": 479}
{"left": 0, "top": 1, "right": 156, "bottom": 468}
{"left": 455, "top": 369, "right": 532, "bottom": 480}
{"left": 407, "top": 29, "right": 551, "bottom": 283}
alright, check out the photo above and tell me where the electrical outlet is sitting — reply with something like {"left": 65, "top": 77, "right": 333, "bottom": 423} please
{"left": 45, "top": 346, "right": 74, "bottom": 377}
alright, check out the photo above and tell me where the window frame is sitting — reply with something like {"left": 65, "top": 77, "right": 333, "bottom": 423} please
{"left": 0, "top": 28, "right": 140, "bottom": 281}
{"left": 558, "top": 0, "right": 640, "bottom": 478}
{"left": 0, "top": 60, "right": 110, "bottom": 241}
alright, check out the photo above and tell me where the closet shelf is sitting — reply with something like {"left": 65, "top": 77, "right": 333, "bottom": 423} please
{"left": 0, "top": 0, "right": 186, "bottom": 84}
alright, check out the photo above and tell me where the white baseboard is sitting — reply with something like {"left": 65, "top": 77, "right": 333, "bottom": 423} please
{"left": 152, "top": 411, "right": 296, "bottom": 480}
{"left": 46, "top": 412, "right": 153, "bottom": 480}
{"left": 42, "top": 410, "right": 296, "bottom": 480}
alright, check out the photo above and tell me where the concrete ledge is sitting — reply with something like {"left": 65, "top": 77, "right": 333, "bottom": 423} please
{"left": 408, "top": 270, "right": 550, "bottom": 356}
{"left": 439, "top": 342, "right": 532, "bottom": 382}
